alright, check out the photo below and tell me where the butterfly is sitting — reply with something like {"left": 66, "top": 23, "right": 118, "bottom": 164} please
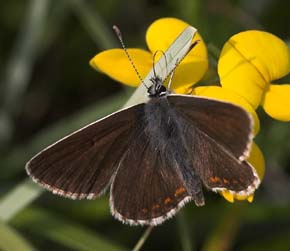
{"left": 26, "top": 26, "right": 260, "bottom": 226}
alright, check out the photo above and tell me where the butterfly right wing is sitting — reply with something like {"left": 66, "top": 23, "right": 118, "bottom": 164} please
{"left": 26, "top": 104, "right": 144, "bottom": 200}
{"left": 167, "top": 95, "right": 254, "bottom": 161}
{"left": 185, "top": 126, "right": 260, "bottom": 195}
{"left": 167, "top": 95, "right": 260, "bottom": 196}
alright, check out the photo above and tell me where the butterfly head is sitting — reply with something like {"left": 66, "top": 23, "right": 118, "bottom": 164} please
{"left": 148, "top": 76, "right": 167, "bottom": 97}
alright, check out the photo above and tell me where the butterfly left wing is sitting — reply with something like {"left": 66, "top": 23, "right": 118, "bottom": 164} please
{"left": 26, "top": 104, "right": 144, "bottom": 200}
{"left": 167, "top": 95, "right": 260, "bottom": 196}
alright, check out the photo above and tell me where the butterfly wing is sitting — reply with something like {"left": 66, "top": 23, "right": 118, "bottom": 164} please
{"left": 167, "top": 95, "right": 260, "bottom": 195}
{"left": 168, "top": 95, "right": 253, "bottom": 160}
{"left": 109, "top": 120, "right": 202, "bottom": 226}
{"left": 26, "top": 104, "right": 144, "bottom": 200}
{"left": 187, "top": 127, "right": 259, "bottom": 195}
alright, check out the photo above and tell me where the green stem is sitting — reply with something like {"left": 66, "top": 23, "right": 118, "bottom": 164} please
{"left": 202, "top": 204, "right": 242, "bottom": 251}
{"left": 132, "top": 226, "right": 154, "bottom": 251}
{"left": 177, "top": 211, "right": 193, "bottom": 251}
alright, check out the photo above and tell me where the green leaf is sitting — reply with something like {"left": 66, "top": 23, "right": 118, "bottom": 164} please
{"left": 0, "top": 219, "right": 37, "bottom": 251}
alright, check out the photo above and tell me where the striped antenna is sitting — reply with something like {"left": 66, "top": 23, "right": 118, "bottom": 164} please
{"left": 113, "top": 25, "right": 148, "bottom": 89}
{"left": 167, "top": 39, "right": 200, "bottom": 90}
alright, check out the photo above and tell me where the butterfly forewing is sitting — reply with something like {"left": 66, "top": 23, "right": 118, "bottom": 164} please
{"left": 26, "top": 104, "right": 144, "bottom": 199}
{"left": 168, "top": 95, "right": 253, "bottom": 160}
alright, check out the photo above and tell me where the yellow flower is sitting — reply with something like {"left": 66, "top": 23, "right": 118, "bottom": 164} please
{"left": 90, "top": 17, "right": 268, "bottom": 204}
{"left": 198, "top": 31, "right": 289, "bottom": 202}
{"left": 90, "top": 17, "right": 208, "bottom": 93}
{"left": 218, "top": 30, "right": 290, "bottom": 121}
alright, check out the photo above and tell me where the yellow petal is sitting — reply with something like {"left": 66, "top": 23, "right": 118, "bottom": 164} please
{"left": 146, "top": 18, "right": 190, "bottom": 53}
{"left": 220, "top": 142, "right": 264, "bottom": 203}
{"left": 218, "top": 30, "right": 290, "bottom": 108}
{"left": 232, "top": 142, "right": 265, "bottom": 202}
{"left": 173, "top": 84, "right": 195, "bottom": 94}
{"left": 262, "top": 84, "right": 290, "bottom": 121}
{"left": 90, "top": 48, "right": 152, "bottom": 87}
{"left": 220, "top": 190, "right": 254, "bottom": 203}
{"left": 247, "top": 142, "right": 265, "bottom": 180}
{"left": 232, "top": 194, "right": 255, "bottom": 203}
{"left": 247, "top": 195, "right": 254, "bottom": 203}
{"left": 193, "top": 86, "right": 260, "bottom": 135}
{"left": 221, "top": 191, "right": 234, "bottom": 203}
{"left": 146, "top": 17, "right": 208, "bottom": 88}
{"left": 231, "top": 143, "right": 265, "bottom": 202}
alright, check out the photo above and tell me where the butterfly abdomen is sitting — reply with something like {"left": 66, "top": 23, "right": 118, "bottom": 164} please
{"left": 144, "top": 97, "right": 205, "bottom": 206}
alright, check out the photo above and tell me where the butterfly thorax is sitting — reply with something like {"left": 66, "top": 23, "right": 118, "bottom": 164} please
{"left": 144, "top": 98, "right": 192, "bottom": 165}
{"left": 148, "top": 76, "right": 167, "bottom": 97}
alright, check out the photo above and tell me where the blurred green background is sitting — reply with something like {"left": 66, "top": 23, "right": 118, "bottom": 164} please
{"left": 1, "top": 0, "right": 290, "bottom": 250}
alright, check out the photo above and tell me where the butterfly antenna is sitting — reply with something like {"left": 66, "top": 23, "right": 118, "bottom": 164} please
{"left": 174, "top": 39, "right": 200, "bottom": 69}
{"left": 113, "top": 25, "right": 148, "bottom": 89}
{"left": 152, "top": 50, "right": 167, "bottom": 79}
{"left": 167, "top": 65, "right": 176, "bottom": 90}
{"left": 167, "top": 39, "right": 200, "bottom": 90}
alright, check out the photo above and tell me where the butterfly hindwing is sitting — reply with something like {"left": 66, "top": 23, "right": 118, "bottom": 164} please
{"left": 110, "top": 129, "right": 191, "bottom": 226}
{"left": 187, "top": 125, "right": 259, "bottom": 194}
{"left": 26, "top": 104, "right": 144, "bottom": 199}
{"left": 167, "top": 95, "right": 260, "bottom": 194}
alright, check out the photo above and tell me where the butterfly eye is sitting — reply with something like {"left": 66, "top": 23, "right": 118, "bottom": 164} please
{"left": 158, "top": 85, "right": 167, "bottom": 96}
{"left": 148, "top": 76, "right": 167, "bottom": 97}
{"left": 148, "top": 84, "right": 167, "bottom": 97}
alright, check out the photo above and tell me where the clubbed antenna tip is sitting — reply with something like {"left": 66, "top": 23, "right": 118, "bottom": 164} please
{"left": 112, "top": 25, "right": 122, "bottom": 39}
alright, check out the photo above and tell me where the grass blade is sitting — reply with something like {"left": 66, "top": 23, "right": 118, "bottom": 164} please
{"left": 68, "top": 0, "right": 117, "bottom": 49}
{"left": 0, "top": 180, "right": 42, "bottom": 222}
{"left": 13, "top": 207, "right": 127, "bottom": 251}
{"left": 1, "top": 0, "right": 50, "bottom": 114}
{"left": 0, "top": 219, "right": 37, "bottom": 251}
{"left": 177, "top": 211, "right": 193, "bottom": 251}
